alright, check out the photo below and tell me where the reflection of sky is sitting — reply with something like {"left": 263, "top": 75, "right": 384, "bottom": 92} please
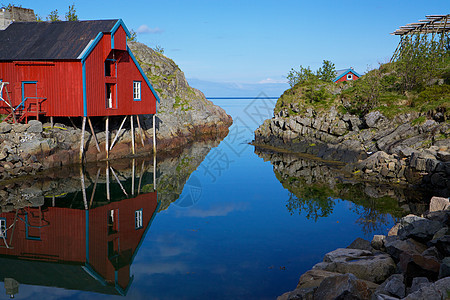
{"left": 1, "top": 99, "right": 397, "bottom": 299}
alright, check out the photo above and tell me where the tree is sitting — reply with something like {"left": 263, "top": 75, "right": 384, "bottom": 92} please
{"left": 317, "top": 60, "right": 336, "bottom": 82}
{"left": 127, "top": 29, "right": 137, "bottom": 42}
{"left": 47, "top": 9, "right": 60, "bottom": 21}
{"left": 286, "top": 65, "right": 316, "bottom": 87}
{"left": 65, "top": 4, "right": 78, "bottom": 21}
{"left": 154, "top": 45, "right": 164, "bottom": 55}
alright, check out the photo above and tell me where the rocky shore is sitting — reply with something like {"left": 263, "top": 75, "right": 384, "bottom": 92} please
{"left": 0, "top": 41, "right": 232, "bottom": 179}
{"left": 254, "top": 107, "right": 449, "bottom": 194}
{"left": 279, "top": 197, "right": 450, "bottom": 300}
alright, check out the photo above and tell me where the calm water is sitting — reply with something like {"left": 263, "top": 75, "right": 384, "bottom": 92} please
{"left": 0, "top": 99, "right": 415, "bottom": 299}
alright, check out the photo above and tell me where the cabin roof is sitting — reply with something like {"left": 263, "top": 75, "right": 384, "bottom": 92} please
{"left": 0, "top": 20, "right": 119, "bottom": 60}
{"left": 333, "top": 68, "right": 361, "bottom": 82}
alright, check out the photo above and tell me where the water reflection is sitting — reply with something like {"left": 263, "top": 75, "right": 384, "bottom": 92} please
{"left": 0, "top": 158, "right": 159, "bottom": 297}
{"left": 0, "top": 137, "right": 221, "bottom": 298}
{"left": 255, "top": 147, "right": 427, "bottom": 234}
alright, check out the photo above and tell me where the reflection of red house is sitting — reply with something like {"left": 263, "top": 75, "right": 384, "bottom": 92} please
{"left": 0, "top": 191, "right": 158, "bottom": 295}
{"left": 0, "top": 19, "right": 159, "bottom": 122}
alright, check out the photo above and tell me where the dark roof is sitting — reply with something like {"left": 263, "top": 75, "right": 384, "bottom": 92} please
{"left": 0, "top": 20, "right": 119, "bottom": 60}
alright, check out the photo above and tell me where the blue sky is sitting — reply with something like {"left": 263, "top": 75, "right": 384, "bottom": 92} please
{"left": 11, "top": 0, "right": 450, "bottom": 96}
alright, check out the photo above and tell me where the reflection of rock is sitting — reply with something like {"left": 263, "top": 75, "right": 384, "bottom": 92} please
{"left": 156, "top": 139, "right": 222, "bottom": 211}
{"left": 255, "top": 147, "right": 433, "bottom": 230}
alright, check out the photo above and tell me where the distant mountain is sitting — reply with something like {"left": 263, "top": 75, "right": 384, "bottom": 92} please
{"left": 187, "top": 78, "right": 289, "bottom": 98}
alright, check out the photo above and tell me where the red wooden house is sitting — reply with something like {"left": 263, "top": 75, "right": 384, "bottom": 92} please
{"left": 333, "top": 68, "right": 361, "bottom": 83}
{"left": 0, "top": 191, "right": 159, "bottom": 296}
{"left": 0, "top": 19, "right": 159, "bottom": 123}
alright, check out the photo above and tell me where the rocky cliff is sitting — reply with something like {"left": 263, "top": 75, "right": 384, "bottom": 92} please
{"left": 128, "top": 41, "right": 232, "bottom": 151}
{"left": 254, "top": 87, "right": 449, "bottom": 193}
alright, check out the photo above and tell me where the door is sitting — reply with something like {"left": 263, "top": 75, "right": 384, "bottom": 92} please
{"left": 21, "top": 81, "right": 37, "bottom": 109}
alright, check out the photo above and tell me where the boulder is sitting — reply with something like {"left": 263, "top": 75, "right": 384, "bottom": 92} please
{"left": 372, "top": 235, "right": 386, "bottom": 251}
{"left": 296, "top": 269, "right": 342, "bottom": 289}
{"left": 277, "top": 287, "right": 315, "bottom": 300}
{"left": 429, "top": 235, "right": 450, "bottom": 257}
{"left": 27, "top": 120, "right": 43, "bottom": 133}
{"left": 384, "top": 236, "right": 427, "bottom": 262}
{"left": 409, "top": 277, "right": 430, "bottom": 295}
{"left": 374, "top": 274, "right": 405, "bottom": 299}
{"left": 429, "top": 196, "right": 450, "bottom": 212}
{"left": 347, "top": 237, "right": 373, "bottom": 252}
{"left": 398, "top": 252, "right": 441, "bottom": 283}
{"left": 365, "top": 111, "right": 387, "bottom": 129}
{"left": 438, "top": 257, "right": 450, "bottom": 279}
{"left": 321, "top": 248, "right": 396, "bottom": 283}
{"left": 313, "top": 273, "right": 377, "bottom": 300}
{"left": 397, "top": 218, "right": 443, "bottom": 243}
{"left": 403, "top": 277, "right": 450, "bottom": 300}
{"left": 0, "top": 122, "right": 12, "bottom": 133}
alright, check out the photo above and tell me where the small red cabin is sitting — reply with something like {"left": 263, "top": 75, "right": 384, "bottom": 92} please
{"left": 0, "top": 19, "right": 159, "bottom": 122}
{"left": 333, "top": 68, "right": 361, "bottom": 83}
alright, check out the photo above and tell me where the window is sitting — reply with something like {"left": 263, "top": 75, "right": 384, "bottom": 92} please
{"left": 106, "top": 83, "right": 116, "bottom": 109}
{"left": 133, "top": 81, "right": 141, "bottom": 101}
{"left": 135, "top": 209, "right": 143, "bottom": 229}
{"left": 108, "top": 209, "right": 119, "bottom": 235}
{"left": 0, "top": 219, "right": 6, "bottom": 237}
{"left": 105, "top": 60, "right": 116, "bottom": 77}
{"left": 347, "top": 74, "right": 353, "bottom": 80}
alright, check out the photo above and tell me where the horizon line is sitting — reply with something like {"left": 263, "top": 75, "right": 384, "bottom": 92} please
{"left": 206, "top": 97, "right": 279, "bottom": 100}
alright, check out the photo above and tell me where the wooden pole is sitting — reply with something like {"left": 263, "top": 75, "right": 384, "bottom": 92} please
{"left": 79, "top": 117, "right": 86, "bottom": 162}
{"left": 50, "top": 116, "right": 54, "bottom": 128}
{"left": 80, "top": 165, "right": 88, "bottom": 210}
{"left": 131, "top": 159, "right": 135, "bottom": 195}
{"left": 131, "top": 115, "right": 135, "bottom": 155}
{"left": 88, "top": 117, "right": 100, "bottom": 153}
{"left": 89, "top": 168, "right": 101, "bottom": 209}
{"left": 153, "top": 154, "right": 157, "bottom": 191}
{"left": 138, "top": 159, "right": 145, "bottom": 194}
{"left": 105, "top": 116, "right": 109, "bottom": 159}
{"left": 136, "top": 115, "right": 145, "bottom": 147}
{"left": 106, "top": 162, "right": 110, "bottom": 201}
{"left": 110, "top": 166, "right": 128, "bottom": 197}
{"left": 109, "top": 115, "right": 127, "bottom": 151}
{"left": 152, "top": 114, "right": 156, "bottom": 154}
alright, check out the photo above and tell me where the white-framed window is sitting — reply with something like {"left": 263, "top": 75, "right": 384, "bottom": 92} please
{"left": 135, "top": 209, "right": 143, "bottom": 229}
{"left": 347, "top": 74, "right": 353, "bottom": 80}
{"left": 133, "top": 81, "right": 141, "bottom": 101}
{"left": 0, "top": 219, "right": 6, "bottom": 237}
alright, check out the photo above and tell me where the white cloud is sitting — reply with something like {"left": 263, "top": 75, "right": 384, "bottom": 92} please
{"left": 136, "top": 25, "right": 164, "bottom": 34}
{"left": 258, "top": 78, "right": 287, "bottom": 84}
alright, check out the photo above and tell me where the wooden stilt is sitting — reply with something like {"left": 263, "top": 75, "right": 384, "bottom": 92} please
{"left": 131, "top": 159, "right": 135, "bottom": 195}
{"left": 80, "top": 166, "right": 88, "bottom": 210}
{"left": 69, "top": 117, "right": 77, "bottom": 129}
{"left": 52, "top": 196, "right": 55, "bottom": 207}
{"left": 79, "top": 117, "right": 86, "bottom": 162}
{"left": 110, "top": 166, "right": 128, "bottom": 197}
{"left": 110, "top": 116, "right": 127, "bottom": 151}
{"left": 136, "top": 115, "right": 145, "bottom": 147}
{"left": 89, "top": 168, "right": 101, "bottom": 209}
{"left": 50, "top": 116, "right": 54, "bottom": 128}
{"left": 131, "top": 115, "right": 135, "bottom": 155}
{"left": 105, "top": 116, "right": 109, "bottom": 159}
{"left": 153, "top": 154, "right": 157, "bottom": 191}
{"left": 88, "top": 117, "right": 100, "bottom": 153}
{"left": 152, "top": 114, "right": 156, "bottom": 154}
{"left": 138, "top": 160, "right": 145, "bottom": 194}
{"left": 106, "top": 162, "right": 110, "bottom": 201}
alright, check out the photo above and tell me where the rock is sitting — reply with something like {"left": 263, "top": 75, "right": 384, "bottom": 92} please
{"left": 438, "top": 257, "right": 450, "bottom": 279}
{"left": 12, "top": 123, "right": 28, "bottom": 133}
{"left": 429, "top": 196, "right": 450, "bottom": 212}
{"left": 347, "top": 237, "right": 373, "bottom": 252}
{"left": 397, "top": 218, "right": 443, "bottom": 243}
{"left": 0, "top": 122, "right": 12, "bottom": 133}
{"left": 403, "top": 277, "right": 450, "bottom": 300}
{"left": 296, "top": 269, "right": 342, "bottom": 289}
{"left": 388, "top": 223, "right": 400, "bottom": 236}
{"left": 422, "top": 246, "right": 444, "bottom": 261}
{"left": 432, "top": 227, "right": 449, "bottom": 240}
{"left": 384, "top": 236, "right": 427, "bottom": 261}
{"left": 365, "top": 111, "right": 387, "bottom": 129}
{"left": 372, "top": 235, "right": 386, "bottom": 251}
{"left": 429, "top": 235, "right": 450, "bottom": 257}
{"left": 27, "top": 120, "right": 43, "bottom": 133}
{"left": 277, "top": 287, "right": 315, "bottom": 300}
{"left": 398, "top": 252, "right": 441, "bottom": 283}
{"left": 409, "top": 277, "right": 430, "bottom": 294}
{"left": 380, "top": 274, "right": 406, "bottom": 298}
{"left": 313, "top": 273, "right": 377, "bottom": 300}
{"left": 321, "top": 248, "right": 396, "bottom": 283}
{"left": 437, "top": 151, "right": 450, "bottom": 162}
